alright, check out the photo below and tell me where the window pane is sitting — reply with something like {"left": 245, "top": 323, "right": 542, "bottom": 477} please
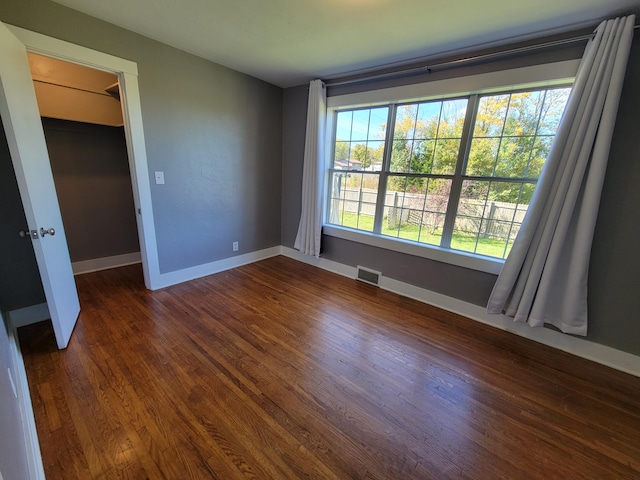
{"left": 342, "top": 142, "right": 366, "bottom": 170}
{"left": 433, "top": 138, "right": 460, "bottom": 175}
{"left": 367, "top": 108, "right": 388, "bottom": 141}
{"left": 351, "top": 109, "right": 371, "bottom": 141}
{"left": 346, "top": 142, "right": 378, "bottom": 171}
{"left": 495, "top": 136, "right": 535, "bottom": 178}
{"left": 410, "top": 139, "right": 436, "bottom": 174}
{"left": 334, "top": 107, "right": 389, "bottom": 172}
{"left": 440, "top": 99, "right": 468, "bottom": 138}
{"left": 390, "top": 139, "right": 411, "bottom": 173}
{"left": 383, "top": 176, "right": 451, "bottom": 246}
{"left": 452, "top": 180, "right": 535, "bottom": 258}
{"left": 527, "top": 136, "right": 554, "bottom": 177}
{"left": 473, "top": 94, "right": 509, "bottom": 137}
{"left": 335, "top": 111, "right": 353, "bottom": 141}
{"left": 415, "top": 102, "right": 441, "bottom": 139}
{"left": 328, "top": 171, "right": 379, "bottom": 232}
{"left": 538, "top": 88, "right": 571, "bottom": 135}
{"left": 502, "top": 91, "right": 544, "bottom": 137}
{"left": 366, "top": 140, "right": 385, "bottom": 171}
{"left": 334, "top": 141, "right": 350, "bottom": 164}
{"left": 393, "top": 98, "right": 466, "bottom": 174}
{"left": 467, "top": 88, "right": 570, "bottom": 180}
{"left": 467, "top": 137, "right": 500, "bottom": 176}
{"left": 396, "top": 104, "right": 419, "bottom": 139}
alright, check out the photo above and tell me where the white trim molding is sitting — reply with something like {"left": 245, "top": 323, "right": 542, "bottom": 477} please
{"left": 6, "top": 25, "right": 137, "bottom": 75}
{"left": 6, "top": 303, "right": 49, "bottom": 329}
{"left": 7, "top": 325, "right": 46, "bottom": 480}
{"left": 153, "top": 246, "right": 281, "bottom": 290}
{"left": 323, "top": 225, "right": 504, "bottom": 275}
{"left": 281, "top": 246, "right": 640, "bottom": 377}
{"left": 327, "top": 59, "right": 580, "bottom": 109}
{"left": 7, "top": 24, "right": 161, "bottom": 292}
{"left": 73, "top": 252, "right": 142, "bottom": 275}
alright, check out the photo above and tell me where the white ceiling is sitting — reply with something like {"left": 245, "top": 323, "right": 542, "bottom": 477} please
{"left": 53, "top": 0, "right": 640, "bottom": 88}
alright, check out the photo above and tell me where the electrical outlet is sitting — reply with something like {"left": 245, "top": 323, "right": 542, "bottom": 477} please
{"left": 232, "top": 241, "right": 239, "bottom": 252}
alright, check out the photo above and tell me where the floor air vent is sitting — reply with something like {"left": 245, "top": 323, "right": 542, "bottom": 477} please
{"left": 356, "top": 266, "right": 382, "bottom": 286}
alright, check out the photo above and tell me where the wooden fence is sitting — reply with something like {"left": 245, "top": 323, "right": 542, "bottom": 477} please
{"left": 331, "top": 187, "right": 528, "bottom": 240}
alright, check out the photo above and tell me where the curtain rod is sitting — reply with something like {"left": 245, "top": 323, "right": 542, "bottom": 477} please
{"left": 323, "top": 29, "right": 614, "bottom": 88}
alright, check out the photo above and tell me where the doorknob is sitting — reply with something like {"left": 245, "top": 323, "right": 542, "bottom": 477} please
{"left": 40, "top": 227, "right": 56, "bottom": 237}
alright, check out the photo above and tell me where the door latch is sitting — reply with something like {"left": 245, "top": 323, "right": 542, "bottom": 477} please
{"left": 19, "top": 229, "right": 39, "bottom": 239}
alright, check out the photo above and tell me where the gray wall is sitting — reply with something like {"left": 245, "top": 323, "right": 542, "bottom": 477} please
{"left": 1, "top": 0, "right": 283, "bottom": 275}
{"left": 43, "top": 118, "right": 140, "bottom": 263}
{"left": 0, "top": 313, "right": 31, "bottom": 480}
{"left": 281, "top": 85, "right": 309, "bottom": 247}
{"left": 588, "top": 34, "right": 640, "bottom": 354}
{"left": 0, "top": 118, "right": 46, "bottom": 312}
{"left": 282, "top": 35, "right": 640, "bottom": 356}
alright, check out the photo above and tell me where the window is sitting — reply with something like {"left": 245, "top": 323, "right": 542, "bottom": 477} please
{"left": 327, "top": 86, "right": 571, "bottom": 261}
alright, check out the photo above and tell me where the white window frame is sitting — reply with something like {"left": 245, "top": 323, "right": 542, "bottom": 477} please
{"left": 323, "top": 60, "right": 580, "bottom": 275}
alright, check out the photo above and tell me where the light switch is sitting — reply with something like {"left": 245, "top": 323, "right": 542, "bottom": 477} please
{"left": 155, "top": 171, "right": 165, "bottom": 185}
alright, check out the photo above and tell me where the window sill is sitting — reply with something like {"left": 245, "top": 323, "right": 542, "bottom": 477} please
{"left": 323, "top": 224, "right": 504, "bottom": 275}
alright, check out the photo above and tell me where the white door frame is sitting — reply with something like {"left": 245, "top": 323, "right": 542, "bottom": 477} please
{"left": 7, "top": 25, "right": 161, "bottom": 289}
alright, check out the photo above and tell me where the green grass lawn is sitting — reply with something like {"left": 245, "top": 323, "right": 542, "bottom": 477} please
{"left": 335, "top": 212, "right": 510, "bottom": 259}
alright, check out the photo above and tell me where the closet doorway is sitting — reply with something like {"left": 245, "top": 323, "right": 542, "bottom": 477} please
{"left": 28, "top": 53, "right": 141, "bottom": 276}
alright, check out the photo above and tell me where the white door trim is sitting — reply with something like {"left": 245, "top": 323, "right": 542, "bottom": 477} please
{"left": 6, "top": 321, "right": 46, "bottom": 480}
{"left": 7, "top": 24, "right": 161, "bottom": 289}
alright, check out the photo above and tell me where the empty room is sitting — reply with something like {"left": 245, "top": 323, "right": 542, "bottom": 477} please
{"left": 1, "top": 0, "right": 640, "bottom": 478}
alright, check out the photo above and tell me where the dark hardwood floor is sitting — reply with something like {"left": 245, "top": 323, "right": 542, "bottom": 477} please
{"left": 19, "top": 255, "right": 640, "bottom": 479}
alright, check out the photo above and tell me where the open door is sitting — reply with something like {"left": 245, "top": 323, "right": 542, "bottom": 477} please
{"left": 0, "top": 21, "right": 80, "bottom": 349}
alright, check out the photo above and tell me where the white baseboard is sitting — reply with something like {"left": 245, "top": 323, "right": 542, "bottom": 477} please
{"left": 281, "top": 246, "right": 640, "bottom": 378}
{"left": 72, "top": 252, "right": 142, "bottom": 275}
{"left": 7, "top": 326, "right": 46, "bottom": 480}
{"left": 152, "top": 246, "right": 282, "bottom": 290}
{"left": 6, "top": 304, "right": 49, "bottom": 328}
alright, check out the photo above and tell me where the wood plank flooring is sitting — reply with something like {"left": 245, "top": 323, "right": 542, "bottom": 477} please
{"left": 18, "top": 255, "right": 640, "bottom": 479}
